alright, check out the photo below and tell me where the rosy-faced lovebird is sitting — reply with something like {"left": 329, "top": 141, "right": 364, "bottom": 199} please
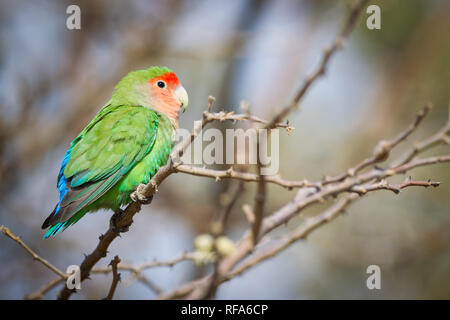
{"left": 42, "top": 66, "right": 188, "bottom": 238}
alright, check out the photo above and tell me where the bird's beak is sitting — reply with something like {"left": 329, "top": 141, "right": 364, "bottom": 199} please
{"left": 175, "top": 85, "right": 189, "bottom": 114}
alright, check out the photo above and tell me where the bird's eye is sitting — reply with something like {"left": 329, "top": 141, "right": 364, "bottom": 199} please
{"left": 157, "top": 80, "right": 166, "bottom": 88}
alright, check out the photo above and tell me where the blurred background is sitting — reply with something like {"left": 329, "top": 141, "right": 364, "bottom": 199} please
{"left": 0, "top": 0, "right": 449, "bottom": 299}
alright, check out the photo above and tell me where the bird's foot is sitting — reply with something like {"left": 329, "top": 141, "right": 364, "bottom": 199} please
{"left": 110, "top": 209, "right": 132, "bottom": 234}
{"left": 130, "top": 184, "right": 154, "bottom": 204}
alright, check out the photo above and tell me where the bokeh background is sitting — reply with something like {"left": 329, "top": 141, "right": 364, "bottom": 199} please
{"left": 0, "top": 0, "right": 449, "bottom": 299}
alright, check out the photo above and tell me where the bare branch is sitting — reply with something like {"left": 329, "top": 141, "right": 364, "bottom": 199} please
{"left": 203, "top": 110, "right": 294, "bottom": 132}
{"left": 226, "top": 178, "right": 440, "bottom": 280}
{"left": 225, "top": 195, "right": 357, "bottom": 280}
{"left": 1, "top": 225, "right": 67, "bottom": 280}
{"left": 132, "top": 274, "right": 162, "bottom": 295}
{"left": 56, "top": 201, "right": 142, "bottom": 300}
{"left": 103, "top": 256, "right": 121, "bottom": 300}
{"left": 392, "top": 110, "right": 450, "bottom": 167}
{"left": 351, "top": 178, "right": 440, "bottom": 195}
{"left": 212, "top": 180, "right": 245, "bottom": 236}
{"left": 162, "top": 167, "right": 445, "bottom": 300}
{"left": 251, "top": 139, "right": 266, "bottom": 245}
{"left": 92, "top": 251, "right": 196, "bottom": 274}
{"left": 27, "top": 251, "right": 195, "bottom": 299}
{"left": 323, "top": 103, "right": 433, "bottom": 185}
{"left": 266, "top": 0, "right": 370, "bottom": 128}
{"left": 174, "top": 164, "right": 317, "bottom": 190}
{"left": 25, "top": 277, "right": 65, "bottom": 300}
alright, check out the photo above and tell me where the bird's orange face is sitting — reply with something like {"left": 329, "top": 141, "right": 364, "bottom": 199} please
{"left": 148, "top": 72, "right": 188, "bottom": 125}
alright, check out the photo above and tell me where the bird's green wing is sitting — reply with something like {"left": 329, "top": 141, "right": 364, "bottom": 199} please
{"left": 51, "top": 104, "right": 158, "bottom": 225}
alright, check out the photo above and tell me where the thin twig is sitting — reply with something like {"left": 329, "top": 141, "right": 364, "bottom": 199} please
{"left": 392, "top": 111, "right": 450, "bottom": 167}
{"left": 174, "top": 164, "right": 317, "bottom": 190}
{"left": 212, "top": 180, "right": 245, "bottom": 236}
{"left": 92, "top": 251, "right": 196, "bottom": 274}
{"left": 133, "top": 274, "right": 162, "bottom": 295}
{"left": 205, "top": 180, "right": 246, "bottom": 299}
{"left": 251, "top": 136, "right": 266, "bottom": 245}
{"left": 351, "top": 178, "right": 440, "bottom": 195}
{"left": 103, "top": 255, "right": 121, "bottom": 300}
{"left": 265, "top": 0, "right": 370, "bottom": 128}
{"left": 0, "top": 225, "right": 67, "bottom": 279}
{"left": 57, "top": 201, "right": 142, "bottom": 300}
{"left": 25, "top": 277, "right": 65, "bottom": 300}
{"left": 27, "top": 251, "right": 195, "bottom": 299}
{"left": 203, "top": 110, "right": 294, "bottom": 132}
{"left": 322, "top": 103, "right": 433, "bottom": 185}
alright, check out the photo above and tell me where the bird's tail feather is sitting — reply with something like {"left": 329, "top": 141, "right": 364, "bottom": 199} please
{"left": 41, "top": 205, "right": 57, "bottom": 229}
{"left": 42, "top": 208, "right": 87, "bottom": 238}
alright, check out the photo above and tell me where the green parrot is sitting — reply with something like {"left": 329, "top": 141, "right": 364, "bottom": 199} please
{"left": 42, "top": 66, "right": 188, "bottom": 238}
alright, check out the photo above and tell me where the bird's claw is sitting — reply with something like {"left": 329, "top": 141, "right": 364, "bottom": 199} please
{"left": 130, "top": 192, "right": 153, "bottom": 204}
{"left": 139, "top": 195, "right": 153, "bottom": 205}
{"left": 110, "top": 209, "right": 131, "bottom": 234}
{"left": 131, "top": 185, "right": 153, "bottom": 204}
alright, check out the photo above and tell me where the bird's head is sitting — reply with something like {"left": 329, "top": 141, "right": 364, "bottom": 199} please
{"left": 112, "top": 66, "right": 189, "bottom": 126}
